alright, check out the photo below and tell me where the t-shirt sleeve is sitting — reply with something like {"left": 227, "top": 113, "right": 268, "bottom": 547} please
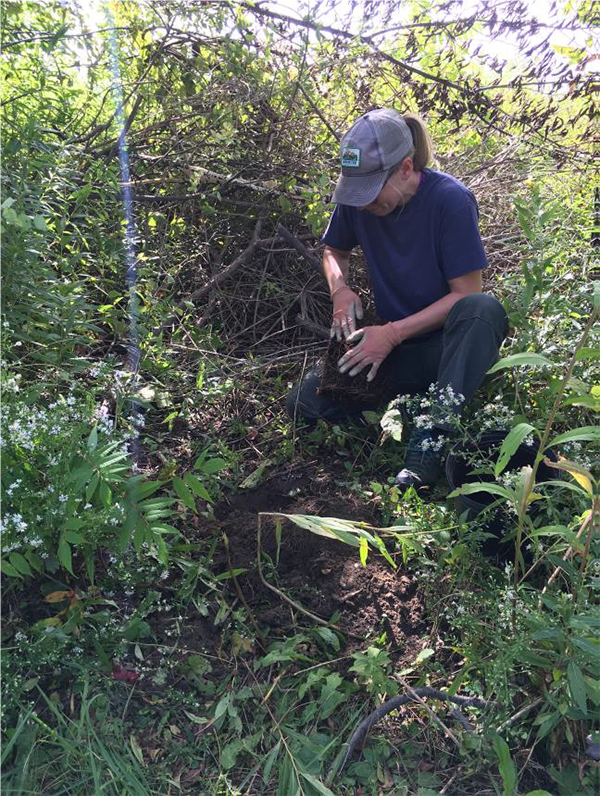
{"left": 321, "top": 205, "right": 359, "bottom": 252}
{"left": 438, "top": 188, "right": 488, "bottom": 280}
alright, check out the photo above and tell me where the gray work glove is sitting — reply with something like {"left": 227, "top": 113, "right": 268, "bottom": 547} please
{"left": 330, "top": 286, "right": 364, "bottom": 341}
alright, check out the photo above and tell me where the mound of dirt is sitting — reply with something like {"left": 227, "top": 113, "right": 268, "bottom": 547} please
{"left": 212, "top": 471, "right": 427, "bottom": 658}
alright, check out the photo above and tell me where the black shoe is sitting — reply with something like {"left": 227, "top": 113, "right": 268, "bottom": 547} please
{"left": 395, "top": 427, "right": 447, "bottom": 492}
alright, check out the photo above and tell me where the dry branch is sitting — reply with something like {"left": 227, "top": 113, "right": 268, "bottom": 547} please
{"left": 277, "top": 224, "right": 323, "bottom": 277}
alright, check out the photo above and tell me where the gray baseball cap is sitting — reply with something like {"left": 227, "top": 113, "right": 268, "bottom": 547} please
{"left": 331, "top": 108, "right": 414, "bottom": 206}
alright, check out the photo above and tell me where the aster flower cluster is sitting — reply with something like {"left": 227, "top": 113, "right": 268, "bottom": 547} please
{"left": 384, "top": 383, "right": 465, "bottom": 446}
{"left": 1, "top": 369, "right": 132, "bottom": 573}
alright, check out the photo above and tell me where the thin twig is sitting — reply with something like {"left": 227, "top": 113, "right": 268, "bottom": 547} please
{"left": 256, "top": 514, "right": 363, "bottom": 639}
{"left": 496, "top": 697, "right": 544, "bottom": 732}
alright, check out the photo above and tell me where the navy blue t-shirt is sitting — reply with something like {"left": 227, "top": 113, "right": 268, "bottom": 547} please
{"left": 321, "top": 169, "right": 488, "bottom": 325}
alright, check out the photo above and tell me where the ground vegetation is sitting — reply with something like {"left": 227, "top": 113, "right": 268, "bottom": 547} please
{"left": 1, "top": 1, "right": 598, "bottom": 794}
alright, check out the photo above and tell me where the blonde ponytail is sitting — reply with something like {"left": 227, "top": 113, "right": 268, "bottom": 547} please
{"left": 403, "top": 113, "right": 433, "bottom": 171}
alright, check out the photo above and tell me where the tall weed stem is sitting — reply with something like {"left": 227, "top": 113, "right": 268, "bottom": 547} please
{"left": 512, "top": 307, "right": 596, "bottom": 608}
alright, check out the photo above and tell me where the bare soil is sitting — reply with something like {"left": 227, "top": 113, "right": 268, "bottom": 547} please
{"left": 210, "top": 468, "right": 428, "bottom": 660}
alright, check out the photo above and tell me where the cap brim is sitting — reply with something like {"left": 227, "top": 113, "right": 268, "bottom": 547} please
{"left": 331, "top": 170, "right": 388, "bottom": 207}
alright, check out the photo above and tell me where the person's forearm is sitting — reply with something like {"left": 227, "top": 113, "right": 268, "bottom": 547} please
{"left": 390, "top": 292, "right": 466, "bottom": 343}
{"left": 323, "top": 246, "right": 351, "bottom": 297}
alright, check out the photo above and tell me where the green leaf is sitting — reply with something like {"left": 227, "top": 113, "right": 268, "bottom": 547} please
{"left": 57, "top": 539, "right": 73, "bottom": 575}
{"left": 86, "top": 472, "right": 99, "bottom": 502}
{"left": 2, "top": 206, "right": 17, "bottom": 224}
{"left": 298, "top": 772, "right": 335, "bottom": 796}
{"left": 172, "top": 476, "right": 196, "bottom": 510}
{"left": 494, "top": 423, "right": 538, "bottom": 477}
{"left": 183, "top": 472, "right": 212, "bottom": 502}
{"left": 63, "top": 531, "right": 84, "bottom": 544}
{"left": 575, "top": 347, "right": 600, "bottom": 360}
{"left": 572, "top": 637, "right": 600, "bottom": 663}
{"left": 221, "top": 738, "right": 243, "bottom": 771}
{"left": 522, "top": 791, "right": 555, "bottom": 796}
{"left": 9, "top": 552, "right": 32, "bottom": 576}
{"left": 519, "top": 650, "right": 554, "bottom": 667}
{"left": 567, "top": 662, "right": 587, "bottom": 712}
{"left": 448, "top": 482, "right": 513, "bottom": 501}
{"left": 548, "top": 426, "right": 600, "bottom": 446}
{"left": 98, "top": 480, "right": 112, "bottom": 507}
{"left": 492, "top": 734, "right": 517, "bottom": 796}
{"left": 487, "top": 353, "right": 555, "bottom": 375}
{"left": 88, "top": 425, "right": 98, "bottom": 452}
{"left": 1, "top": 560, "right": 22, "bottom": 578}
{"left": 359, "top": 536, "right": 368, "bottom": 566}
{"left": 415, "top": 648, "right": 434, "bottom": 665}
{"left": 536, "top": 710, "right": 561, "bottom": 739}
{"left": 197, "top": 457, "right": 227, "bottom": 474}
{"left": 262, "top": 741, "right": 281, "bottom": 785}
{"left": 315, "top": 627, "right": 340, "bottom": 651}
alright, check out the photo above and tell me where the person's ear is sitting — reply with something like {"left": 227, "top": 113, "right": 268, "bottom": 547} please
{"left": 400, "top": 156, "right": 414, "bottom": 179}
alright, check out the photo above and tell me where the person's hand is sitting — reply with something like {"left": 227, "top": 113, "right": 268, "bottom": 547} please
{"left": 330, "top": 286, "right": 364, "bottom": 341}
{"left": 338, "top": 323, "right": 399, "bottom": 382}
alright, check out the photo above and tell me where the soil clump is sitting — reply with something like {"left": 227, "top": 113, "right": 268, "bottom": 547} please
{"left": 319, "top": 308, "right": 395, "bottom": 403}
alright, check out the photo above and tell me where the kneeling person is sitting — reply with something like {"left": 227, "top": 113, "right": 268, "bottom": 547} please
{"left": 287, "top": 108, "right": 508, "bottom": 491}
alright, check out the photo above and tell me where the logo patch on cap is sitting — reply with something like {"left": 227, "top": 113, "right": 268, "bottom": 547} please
{"left": 341, "top": 148, "right": 361, "bottom": 168}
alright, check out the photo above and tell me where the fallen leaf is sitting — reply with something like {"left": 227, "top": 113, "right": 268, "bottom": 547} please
{"left": 45, "top": 590, "right": 75, "bottom": 603}
{"left": 112, "top": 665, "right": 139, "bottom": 683}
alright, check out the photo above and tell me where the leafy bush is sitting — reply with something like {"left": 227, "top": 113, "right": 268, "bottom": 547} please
{"left": 1, "top": 369, "right": 178, "bottom": 583}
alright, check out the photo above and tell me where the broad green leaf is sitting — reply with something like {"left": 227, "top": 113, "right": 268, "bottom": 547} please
{"left": 298, "top": 772, "right": 335, "bottom": 796}
{"left": 88, "top": 425, "right": 98, "bottom": 452}
{"left": 315, "top": 627, "right": 340, "bottom": 651}
{"left": 173, "top": 476, "right": 196, "bottom": 510}
{"left": 58, "top": 539, "right": 73, "bottom": 574}
{"left": 492, "top": 734, "right": 517, "bottom": 796}
{"left": 548, "top": 426, "right": 600, "bottom": 447}
{"left": 183, "top": 472, "right": 212, "bottom": 502}
{"left": 572, "top": 637, "right": 600, "bottom": 663}
{"left": 65, "top": 518, "right": 85, "bottom": 530}
{"left": 9, "top": 552, "right": 32, "bottom": 576}
{"left": 487, "top": 353, "right": 555, "bottom": 375}
{"left": 1, "top": 560, "right": 22, "bottom": 578}
{"left": 494, "top": 423, "right": 537, "bottom": 477}
{"left": 198, "top": 458, "right": 227, "bottom": 474}
{"left": 63, "top": 531, "right": 84, "bottom": 544}
{"left": 221, "top": 738, "right": 243, "bottom": 770}
{"left": 575, "top": 347, "right": 600, "bottom": 361}
{"left": 567, "top": 662, "right": 587, "bottom": 712}
{"left": 448, "top": 482, "right": 513, "bottom": 501}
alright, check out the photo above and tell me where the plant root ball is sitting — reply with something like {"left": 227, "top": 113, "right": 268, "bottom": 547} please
{"left": 318, "top": 309, "right": 394, "bottom": 404}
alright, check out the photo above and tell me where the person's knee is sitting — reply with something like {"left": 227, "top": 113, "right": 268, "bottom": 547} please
{"left": 451, "top": 293, "right": 508, "bottom": 333}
